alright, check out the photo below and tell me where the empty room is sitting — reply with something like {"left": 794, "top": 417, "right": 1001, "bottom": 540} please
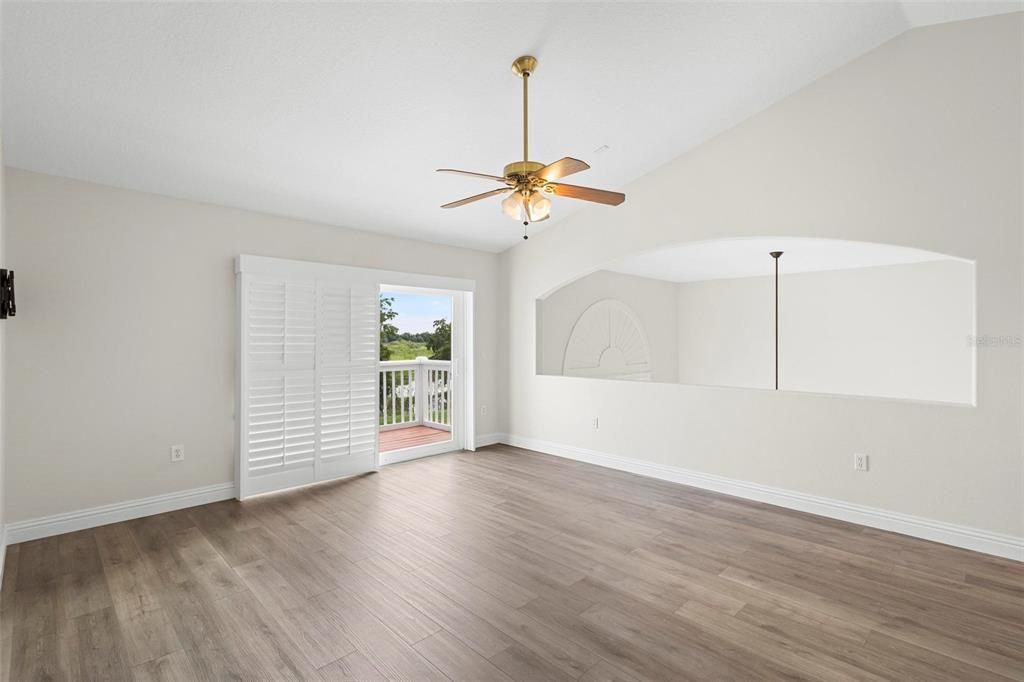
{"left": 0, "top": 1, "right": 1021, "bottom": 680}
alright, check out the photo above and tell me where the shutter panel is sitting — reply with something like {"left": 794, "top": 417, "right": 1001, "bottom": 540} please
{"left": 246, "top": 279, "right": 286, "bottom": 369}
{"left": 240, "top": 270, "right": 379, "bottom": 497}
{"left": 246, "top": 374, "right": 316, "bottom": 471}
{"left": 348, "top": 284, "right": 380, "bottom": 465}
{"left": 316, "top": 282, "right": 379, "bottom": 480}
{"left": 318, "top": 371, "right": 352, "bottom": 462}
{"left": 347, "top": 367, "right": 378, "bottom": 461}
{"left": 246, "top": 279, "right": 315, "bottom": 370}
{"left": 284, "top": 281, "right": 317, "bottom": 368}
{"left": 318, "top": 282, "right": 351, "bottom": 367}
{"left": 242, "top": 276, "right": 320, "bottom": 495}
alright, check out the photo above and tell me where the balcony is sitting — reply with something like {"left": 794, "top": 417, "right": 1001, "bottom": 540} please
{"left": 379, "top": 357, "right": 452, "bottom": 452}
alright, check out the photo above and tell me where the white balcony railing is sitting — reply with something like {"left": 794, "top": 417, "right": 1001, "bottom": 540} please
{"left": 379, "top": 357, "right": 451, "bottom": 432}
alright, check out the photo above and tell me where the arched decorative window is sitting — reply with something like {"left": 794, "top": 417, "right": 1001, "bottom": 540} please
{"left": 562, "top": 299, "right": 652, "bottom": 380}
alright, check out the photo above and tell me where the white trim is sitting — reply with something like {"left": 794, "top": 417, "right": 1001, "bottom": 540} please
{"left": 499, "top": 434, "right": 1023, "bottom": 562}
{"left": 5, "top": 483, "right": 237, "bottom": 545}
{"left": 237, "top": 255, "right": 475, "bottom": 292}
{"left": 475, "top": 432, "right": 505, "bottom": 448}
{"left": 462, "top": 292, "right": 476, "bottom": 452}
{"left": 380, "top": 439, "right": 463, "bottom": 466}
{"left": 0, "top": 526, "right": 6, "bottom": 586}
{"left": 6, "top": 436, "right": 1014, "bottom": 564}
{"left": 377, "top": 285, "right": 474, "bottom": 457}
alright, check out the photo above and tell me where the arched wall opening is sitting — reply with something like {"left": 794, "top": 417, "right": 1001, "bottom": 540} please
{"left": 536, "top": 237, "right": 975, "bottom": 405}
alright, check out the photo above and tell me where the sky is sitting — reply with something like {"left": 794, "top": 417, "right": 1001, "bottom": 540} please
{"left": 383, "top": 291, "right": 452, "bottom": 334}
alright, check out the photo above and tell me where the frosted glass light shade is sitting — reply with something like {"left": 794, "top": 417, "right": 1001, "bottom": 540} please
{"left": 502, "top": 192, "right": 526, "bottom": 220}
{"left": 528, "top": 193, "right": 551, "bottom": 221}
{"left": 502, "top": 190, "right": 552, "bottom": 223}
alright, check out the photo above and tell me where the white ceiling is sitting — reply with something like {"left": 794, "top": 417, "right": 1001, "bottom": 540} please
{"left": 607, "top": 237, "right": 965, "bottom": 283}
{"left": 2, "top": 2, "right": 1017, "bottom": 252}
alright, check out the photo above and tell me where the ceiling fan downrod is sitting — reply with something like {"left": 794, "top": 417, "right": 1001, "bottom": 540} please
{"left": 512, "top": 55, "right": 537, "bottom": 165}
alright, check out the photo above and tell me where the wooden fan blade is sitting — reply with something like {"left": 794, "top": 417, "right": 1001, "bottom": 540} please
{"left": 441, "top": 187, "right": 511, "bottom": 209}
{"left": 436, "top": 168, "right": 508, "bottom": 182}
{"left": 537, "top": 157, "right": 590, "bottom": 181}
{"left": 548, "top": 183, "right": 625, "bottom": 206}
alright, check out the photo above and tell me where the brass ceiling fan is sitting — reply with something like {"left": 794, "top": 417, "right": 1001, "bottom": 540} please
{"left": 438, "top": 55, "right": 625, "bottom": 239}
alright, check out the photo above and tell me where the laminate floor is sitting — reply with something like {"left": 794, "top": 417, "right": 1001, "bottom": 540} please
{"left": 2, "top": 445, "right": 1022, "bottom": 681}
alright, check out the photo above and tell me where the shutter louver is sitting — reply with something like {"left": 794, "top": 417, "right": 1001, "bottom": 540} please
{"left": 348, "top": 367, "right": 378, "bottom": 460}
{"left": 318, "top": 282, "right": 351, "bottom": 367}
{"left": 246, "top": 374, "right": 316, "bottom": 471}
{"left": 318, "top": 371, "right": 352, "bottom": 462}
{"left": 284, "top": 281, "right": 316, "bottom": 368}
{"left": 350, "top": 284, "right": 379, "bottom": 364}
{"left": 348, "top": 284, "right": 380, "bottom": 462}
{"left": 246, "top": 280, "right": 286, "bottom": 369}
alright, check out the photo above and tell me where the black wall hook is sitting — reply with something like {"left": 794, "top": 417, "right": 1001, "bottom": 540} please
{"left": 1, "top": 269, "right": 16, "bottom": 319}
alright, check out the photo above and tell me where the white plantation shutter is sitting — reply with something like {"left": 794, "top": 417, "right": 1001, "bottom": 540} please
{"left": 316, "top": 282, "right": 379, "bottom": 480}
{"left": 239, "top": 265, "right": 380, "bottom": 497}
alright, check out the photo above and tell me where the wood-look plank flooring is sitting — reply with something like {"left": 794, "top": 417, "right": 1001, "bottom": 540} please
{"left": 2, "top": 445, "right": 1022, "bottom": 681}
{"left": 380, "top": 425, "right": 451, "bottom": 453}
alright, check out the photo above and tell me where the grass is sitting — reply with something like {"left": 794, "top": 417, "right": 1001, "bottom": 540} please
{"left": 383, "top": 340, "right": 432, "bottom": 361}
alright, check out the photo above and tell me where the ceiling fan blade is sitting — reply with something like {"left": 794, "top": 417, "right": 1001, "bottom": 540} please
{"left": 441, "top": 187, "right": 511, "bottom": 209}
{"left": 436, "top": 168, "right": 508, "bottom": 182}
{"left": 549, "top": 183, "right": 625, "bottom": 206}
{"left": 537, "top": 157, "right": 590, "bottom": 181}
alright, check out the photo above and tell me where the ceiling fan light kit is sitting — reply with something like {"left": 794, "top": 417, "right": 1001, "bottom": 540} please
{"left": 438, "top": 56, "right": 625, "bottom": 240}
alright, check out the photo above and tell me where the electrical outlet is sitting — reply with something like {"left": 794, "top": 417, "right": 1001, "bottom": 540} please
{"left": 480, "top": 405, "right": 488, "bottom": 415}
{"left": 853, "top": 453, "right": 869, "bottom": 472}
{"left": 171, "top": 444, "right": 185, "bottom": 462}
{"left": 592, "top": 416, "right": 599, "bottom": 429}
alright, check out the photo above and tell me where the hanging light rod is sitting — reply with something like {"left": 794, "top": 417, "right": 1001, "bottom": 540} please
{"left": 770, "top": 251, "right": 783, "bottom": 391}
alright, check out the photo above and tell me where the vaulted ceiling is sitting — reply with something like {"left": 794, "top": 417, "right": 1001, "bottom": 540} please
{"left": 2, "top": 2, "right": 1016, "bottom": 251}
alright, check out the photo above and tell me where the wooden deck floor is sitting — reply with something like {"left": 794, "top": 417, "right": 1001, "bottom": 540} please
{"left": 379, "top": 425, "right": 451, "bottom": 452}
{"left": 2, "top": 445, "right": 1022, "bottom": 681}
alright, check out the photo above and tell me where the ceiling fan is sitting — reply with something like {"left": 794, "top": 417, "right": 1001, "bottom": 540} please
{"left": 437, "top": 55, "right": 625, "bottom": 239}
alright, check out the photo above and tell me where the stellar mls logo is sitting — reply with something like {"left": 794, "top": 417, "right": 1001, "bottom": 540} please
{"left": 967, "top": 334, "right": 1022, "bottom": 348}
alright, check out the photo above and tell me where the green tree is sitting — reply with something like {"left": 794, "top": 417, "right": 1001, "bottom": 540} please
{"left": 427, "top": 318, "right": 451, "bottom": 361}
{"left": 380, "top": 295, "right": 398, "bottom": 360}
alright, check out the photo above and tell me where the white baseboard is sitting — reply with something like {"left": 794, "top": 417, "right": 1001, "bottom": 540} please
{"left": 5, "top": 483, "right": 237, "bottom": 545}
{"left": 381, "top": 440, "right": 463, "bottom": 466}
{"left": 7, "top": 438, "right": 1020, "bottom": 562}
{"left": 0, "top": 525, "right": 6, "bottom": 587}
{"left": 474, "top": 432, "right": 505, "bottom": 449}
{"left": 499, "top": 434, "right": 1023, "bottom": 562}
{"left": 3, "top": 436, "right": 500, "bottom": 545}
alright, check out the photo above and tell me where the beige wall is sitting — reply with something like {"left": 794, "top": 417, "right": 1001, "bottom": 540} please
{"left": 4, "top": 170, "right": 503, "bottom": 522}
{"left": 502, "top": 15, "right": 1023, "bottom": 537}
{"left": 676, "top": 274, "right": 774, "bottom": 391}
{"left": 675, "top": 260, "right": 976, "bottom": 404}
{"left": 538, "top": 270, "right": 678, "bottom": 383}
{"left": 0, "top": 134, "right": 6, "bottom": 547}
{"left": 779, "top": 260, "right": 975, "bottom": 403}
